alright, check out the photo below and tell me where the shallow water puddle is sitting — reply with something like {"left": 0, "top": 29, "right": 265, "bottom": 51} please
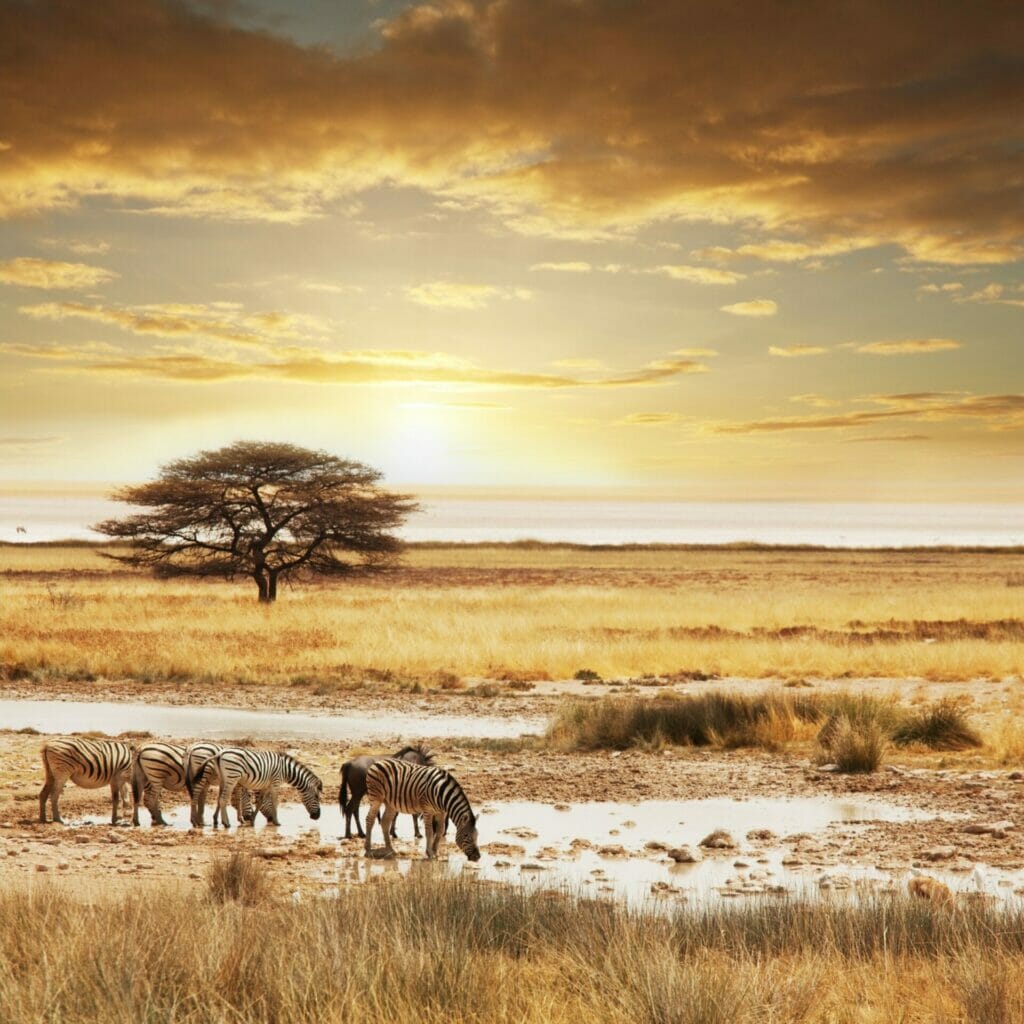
{"left": 0, "top": 698, "right": 540, "bottom": 742}
{"left": 135, "top": 796, "right": 1020, "bottom": 907}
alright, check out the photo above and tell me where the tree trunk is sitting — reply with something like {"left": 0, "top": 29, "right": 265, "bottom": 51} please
{"left": 267, "top": 571, "right": 279, "bottom": 602}
{"left": 253, "top": 572, "right": 272, "bottom": 603}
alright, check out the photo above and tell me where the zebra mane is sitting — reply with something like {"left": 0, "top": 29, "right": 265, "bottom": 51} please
{"left": 392, "top": 742, "right": 435, "bottom": 764}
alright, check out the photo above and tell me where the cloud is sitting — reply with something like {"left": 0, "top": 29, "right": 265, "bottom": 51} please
{"left": 699, "top": 239, "right": 875, "bottom": 264}
{"left": 917, "top": 282, "right": 964, "bottom": 294}
{"left": 845, "top": 433, "right": 931, "bottom": 443}
{"left": 652, "top": 265, "right": 745, "bottom": 285}
{"left": 39, "top": 238, "right": 111, "bottom": 256}
{"left": 855, "top": 338, "right": 961, "bottom": 355}
{"left": 19, "top": 300, "right": 325, "bottom": 347}
{"left": 713, "top": 393, "right": 1024, "bottom": 434}
{"left": 790, "top": 394, "right": 839, "bottom": 407}
{"left": 530, "top": 261, "right": 593, "bottom": 273}
{"left": 616, "top": 413, "right": 682, "bottom": 426}
{"left": 1, "top": 340, "right": 709, "bottom": 391}
{"left": 673, "top": 347, "right": 718, "bottom": 357}
{"left": 404, "top": 282, "right": 531, "bottom": 309}
{"left": 0, "top": 257, "right": 117, "bottom": 290}
{"left": 1, "top": 1, "right": 1022, "bottom": 262}
{"left": 768, "top": 344, "right": 828, "bottom": 357}
{"left": 0, "top": 435, "right": 63, "bottom": 448}
{"left": 721, "top": 299, "right": 778, "bottom": 317}
{"left": 958, "top": 282, "right": 1024, "bottom": 308}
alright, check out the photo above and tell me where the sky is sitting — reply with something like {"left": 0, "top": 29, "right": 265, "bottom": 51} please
{"left": 0, "top": 0, "right": 1022, "bottom": 500}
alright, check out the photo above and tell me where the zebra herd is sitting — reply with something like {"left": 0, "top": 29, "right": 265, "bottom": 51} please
{"left": 36, "top": 736, "right": 480, "bottom": 861}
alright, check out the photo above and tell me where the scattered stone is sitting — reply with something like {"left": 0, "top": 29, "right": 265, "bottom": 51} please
{"left": 34, "top": 864, "right": 49, "bottom": 872}
{"left": 964, "top": 821, "right": 1015, "bottom": 836}
{"left": 698, "top": 829, "right": 737, "bottom": 850}
{"left": 597, "top": 844, "right": 627, "bottom": 857}
{"left": 667, "top": 845, "right": 702, "bottom": 863}
{"left": 922, "top": 846, "right": 956, "bottom": 861}
{"left": 1008, "top": 772, "right": 1024, "bottom": 781}
{"left": 644, "top": 840, "right": 668, "bottom": 852}
{"left": 816, "top": 764, "right": 840, "bottom": 773}
{"left": 501, "top": 826, "right": 539, "bottom": 840}
{"left": 520, "top": 862, "right": 545, "bottom": 872}
{"left": 482, "top": 842, "right": 525, "bottom": 857}
{"left": 553, "top": 803, "right": 570, "bottom": 811}
{"left": 746, "top": 829, "right": 776, "bottom": 842}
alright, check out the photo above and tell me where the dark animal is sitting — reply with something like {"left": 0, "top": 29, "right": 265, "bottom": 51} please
{"left": 363, "top": 760, "right": 479, "bottom": 861}
{"left": 339, "top": 744, "right": 435, "bottom": 839}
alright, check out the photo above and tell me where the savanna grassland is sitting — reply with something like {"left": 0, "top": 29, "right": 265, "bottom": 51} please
{"left": 4, "top": 542, "right": 1024, "bottom": 1024}
{"left": 2, "top": 542, "right": 1023, "bottom": 686}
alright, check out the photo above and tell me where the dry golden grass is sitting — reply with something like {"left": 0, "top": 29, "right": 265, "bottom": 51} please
{"left": 2, "top": 875, "right": 1024, "bottom": 1023}
{"left": 1, "top": 544, "right": 1022, "bottom": 684}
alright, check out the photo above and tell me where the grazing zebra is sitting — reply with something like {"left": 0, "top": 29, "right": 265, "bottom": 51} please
{"left": 132, "top": 742, "right": 269, "bottom": 827}
{"left": 38, "top": 737, "right": 134, "bottom": 825}
{"left": 339, "top": 743, "right": 436, "bottom": 840}
{"left": 363, "top": 760, "right": 480, "bottom": 861}
{"left": 193, "top": 748, "right": 323, "bottom": 828}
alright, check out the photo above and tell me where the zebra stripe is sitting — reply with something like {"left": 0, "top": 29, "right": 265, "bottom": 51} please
{"left": 132, "top": 742, "right": 269, "bottom": 827}
{"left": 39, "top": 737, "right": 134, "bottom": 825}
{"left": 209, "top": 748, "right": 323, "bottom": 827}
{"left": 364, "top": 760, "right": 480, "bottom": 861}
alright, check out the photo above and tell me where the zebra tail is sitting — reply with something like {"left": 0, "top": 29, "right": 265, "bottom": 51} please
{"left": 185, "top": 754, "right": 214, "bottom": 798}
{"left": 339, "top": 762, "right": 350, "bottom": 812}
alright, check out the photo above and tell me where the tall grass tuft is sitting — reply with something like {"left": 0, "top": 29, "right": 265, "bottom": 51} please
{"left": 891, "top": 698, "right": 983, "bottom": 750}
{"left": 206, "top": 852, "right": 271, "bottom": 906}
{"left": 818, "top": 715, "right": 887, "bottom": 772}
{"left": 2, "top": 877, "right": 1024, "bottom": 1023}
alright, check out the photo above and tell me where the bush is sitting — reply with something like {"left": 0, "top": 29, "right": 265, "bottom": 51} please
{"left": 891, "top": 698, "right": 982, "bottom": 750}
{"left": 820, "top": 715, "right": 887, "bottom": 773}
{"left": 206, "top": 852, "right": 271, "bottom": 906}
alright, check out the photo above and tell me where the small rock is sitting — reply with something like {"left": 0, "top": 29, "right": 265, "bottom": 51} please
{"left": 35, "top": 864, "right": 49, "bottom": 872}
{"left": 923, "top": 846, "right": 956, "bottom": 861}
{"left": 520, "top": 862, "right": 545, "bottom": 872}
{"left": 698, "top": 829, "right": 737, "bottom": 850}
{"left": 746, "top": 829, "right": 776, "bottom": 842}
{"left": 597, "top": 844, "right": 627, "bottom": 857}
{"left": 816, "top": 764, "right": 840, "bottom": 773}
{"left": 667, "top": 845, "right": 702, "bottom": 863}
{"left": 644, "top": 840, "right": 668, "bottom": 852}
{"left": 733, "top": 859, "right": 749, "bottom": 868}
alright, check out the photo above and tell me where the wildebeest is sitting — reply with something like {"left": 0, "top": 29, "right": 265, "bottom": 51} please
{"left": 339, "top": 743, "right": 435, "bottom": 839}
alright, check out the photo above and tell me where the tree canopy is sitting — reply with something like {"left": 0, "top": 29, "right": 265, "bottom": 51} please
{"left": 94, "top": 441, "right": 418, "bottom": 602}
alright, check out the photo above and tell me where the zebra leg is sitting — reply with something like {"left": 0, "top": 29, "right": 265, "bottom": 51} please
{"left": 364, "top": 799, "right": 382, "bottom": 856}
{"left": 192, "top": 783, "right": 208, "bottom": 827}
{"left": 432, "top": 814, "right": 445, "bottom": 857}
{"left": 109, "top": 780, "right": 120, "bottom": 825}
{"left": 147, "top": 783, "right": 167, "bottom": 826}
{"left": 413, "top": 812, "right": 422, "bottom": 840}
{"left": 49, "top": 773, "right": 69, "bottom": 825}
{"left": 265, "top": 789, "right": 280, "bottom": 826}
{"left": 380, "top": 807, "right": 398, "bottom": 858}
{"left": 38, "top": 759, "right": 54, "bottom": 823}
{"left": 216, "top": 780, "right": 236, "bottom": 829}
{"left": 423, "top": 813, "right": 435, "bottom": 860}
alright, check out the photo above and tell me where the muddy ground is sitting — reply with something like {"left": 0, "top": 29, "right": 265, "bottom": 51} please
{"left": 2, "top": 676, "right": 1023, "bottom": 902}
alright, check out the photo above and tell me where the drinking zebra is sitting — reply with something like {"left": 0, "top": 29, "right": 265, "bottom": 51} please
{"left": 339, "top": 743, "right": 436, "bottom": 840}
{"left": 38, "top": 737, "right": 135, "bottom": 825}
{"left": 133, "top": 742, "right": 270, "bottom": 827}
{"left": 190, "top": 748, "right": 323, "bottom": 828}
{"left": 363, "top": 760, "right": 480, "bottom": 861}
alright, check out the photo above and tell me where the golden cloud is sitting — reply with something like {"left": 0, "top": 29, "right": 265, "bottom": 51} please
{"left": 616, "top": 412, "right": 682, "bottom": 426}
{"left": 1, "top": 340, "right": 709, "bottom": 391}
{"left": 1, "top": 2, "right": 1021, "bottom": 261}
{"left": 855, "top": 338, "right": 961, "bottom": 355}
{"left": 652, "top": 265, "right": 745, "bottom": 285}
{"left": 713, "top": 393, "right": 1024, "bottom": 434}
{"left": 0, "top": 257, "right": 117, "bottom": 290}
{"left": 19, "top": 300, "right": 325, "bottom": 347}
{"left": 404, "top": 282, "right": 532, "bottom": 309}
{"left": 768, "top": 345, "right": 828, "bottom": 357}
{"left": 529, "top": 262, "right": 593, "bottom": 273}
{"left": 721, "top": 299, "right": 778, "bottom": 317}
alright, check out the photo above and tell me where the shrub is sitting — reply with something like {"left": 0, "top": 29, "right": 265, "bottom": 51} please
{"left": 820, "top": 715, "right": 887, "bottom": 773}
{"left": 891, "top": 698, "right": 982, "bottom": 750}
{"left": 206, "top": 852, "right": 271, "bottom": 906}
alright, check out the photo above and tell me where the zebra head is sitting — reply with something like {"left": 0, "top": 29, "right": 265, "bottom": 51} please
{"left": 300, "top": 772, "right": 324, "bottom": 820}
{"left": 455, "top": 812, "right": 480, "bottom": 861}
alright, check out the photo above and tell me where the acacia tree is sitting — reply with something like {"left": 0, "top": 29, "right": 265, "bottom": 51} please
{"left": 94, "top": 441, "right": 419, "bottom": 602}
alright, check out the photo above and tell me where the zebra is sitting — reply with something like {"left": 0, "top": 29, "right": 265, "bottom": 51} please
{"left": 363, "top": 760, "right": 480, "bottom": 861}
{"left": 339, "top": 743, "right": 436, "bottom": 840}
{"left": 132, "top": 742, "right": 271, "bottom": 827}
{"left": 38, "top": 737, "right": 135, "bottom": 825}
{"left": 192, "top": 748, "right": 323, "bottom": 828}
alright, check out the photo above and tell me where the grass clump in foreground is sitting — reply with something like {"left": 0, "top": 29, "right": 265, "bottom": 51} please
{"left": 547, "top": 691, "right": 983, "bottom": 767}
{"left": 2, "top": 875, "right": 1024, "bottom": 1023}
{"left": 206, "top": 852, "right": 272, "bottom": 906}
